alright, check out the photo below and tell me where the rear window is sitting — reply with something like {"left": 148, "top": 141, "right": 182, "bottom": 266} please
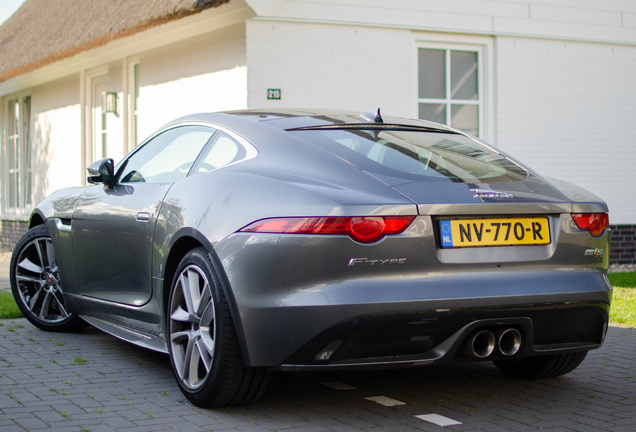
{"left": 290, "top": 128, "right": 527, "bottom": 183}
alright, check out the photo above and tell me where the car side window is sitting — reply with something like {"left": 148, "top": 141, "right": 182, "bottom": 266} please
{"left": 119, "top": 126, "right": 215, "bottom": 183}
{"left": 190, "top": 131, "right": 246, "bottom": 175}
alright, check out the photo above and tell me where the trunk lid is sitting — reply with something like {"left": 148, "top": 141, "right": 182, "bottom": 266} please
{"left": 369, "top": 172, "right": 574, "bottom": 216}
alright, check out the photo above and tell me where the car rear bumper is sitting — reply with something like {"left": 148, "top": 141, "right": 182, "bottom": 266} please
{"left": 214, "top": 233, "right": 611, "bottom": 368}
{"left": 274, "top": 301, "right": 608, "bottom": 371}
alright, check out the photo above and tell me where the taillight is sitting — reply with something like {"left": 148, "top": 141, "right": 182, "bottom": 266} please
{"left": 571, "top": 213, "right": 609, "bottom": 237}
{"left": 239, "top": 216, "right": 415, "bottom": 243}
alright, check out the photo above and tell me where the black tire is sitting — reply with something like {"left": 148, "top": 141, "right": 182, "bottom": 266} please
{"left": 10, "top": 225, "right": 86, "bottom": 332}
{"left": 493, "top": 351, "right": 588, "bottom": 379}
{"left": 167, "top": 247, "right": 271, "bottom": 407}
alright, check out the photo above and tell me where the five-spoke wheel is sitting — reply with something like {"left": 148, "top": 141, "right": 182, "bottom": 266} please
{"left": 10, "top": 225, "right": 85, "bottom": 332}
{"left": 169, "top": 264, "right": 216, "bottom": 390}
{"left": 167, "top": 247, "right": 271, "bottom": 407}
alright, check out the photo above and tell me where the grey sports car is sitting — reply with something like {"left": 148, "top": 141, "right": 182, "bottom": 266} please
{"left": 10, "top": 109, "right": 611, "bottom": 407}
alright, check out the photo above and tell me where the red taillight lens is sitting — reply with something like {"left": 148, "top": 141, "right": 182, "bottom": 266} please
{"left": 240, "top": 216, "right": 415, "bottom": 243}
{"left": 571, "top": 213, "right": 609, "bottom": 237}
{"left": 350, "top": 217, "right": 385, "bottom": 242}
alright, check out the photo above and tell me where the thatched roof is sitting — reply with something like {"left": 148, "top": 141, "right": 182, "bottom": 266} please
{"left": 0, "top": 0, "right": 231, "bottom": 83}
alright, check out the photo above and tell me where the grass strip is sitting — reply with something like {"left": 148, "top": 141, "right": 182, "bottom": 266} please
{"left": 608, "top": 272, "right": 636, "bottom": 328}
{"left": 608, "top": 272, "right": 636, "bottom": 288}
{"left": 0, "top": 291, "right": 22, "bottom": 319}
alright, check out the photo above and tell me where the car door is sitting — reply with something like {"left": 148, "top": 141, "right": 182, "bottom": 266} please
{"left": 70, "top": 125, "right": 216, "bottom": 306}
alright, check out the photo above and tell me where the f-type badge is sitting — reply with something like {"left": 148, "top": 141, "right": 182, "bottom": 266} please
{"left": 471, "top": 188, "right": 513, "bottom": 199}
{"left": 584, "top": 248, "right": 603, "bottom": 257}
{"left": 348, "top": 258, "right": 407, "bottom": 266}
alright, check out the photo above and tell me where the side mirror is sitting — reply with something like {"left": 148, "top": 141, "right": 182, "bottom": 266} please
{"left": 87, "top": 158, "right": 115, "bottom": 184}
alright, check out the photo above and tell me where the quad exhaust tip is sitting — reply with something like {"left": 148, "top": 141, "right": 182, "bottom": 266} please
{"left": 498, "top": 328, "right": 522, "bottom": 356}
{"left": 468, "top": 330, "right": 496, "bottom": 358}
{"left": 465, "top": 328, "right": 522, "bottom": 358}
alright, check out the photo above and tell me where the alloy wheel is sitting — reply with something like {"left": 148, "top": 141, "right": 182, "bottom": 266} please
{"left": 14, "top": 236, "right": 70, "bottom": 323}
{"left": 169, "top": 264, "right": 216, "bottom": 390}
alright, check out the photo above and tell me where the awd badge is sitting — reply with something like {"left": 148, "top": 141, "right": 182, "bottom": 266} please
{"left": 584, "top": 248, "right": 603, "bottom": 257}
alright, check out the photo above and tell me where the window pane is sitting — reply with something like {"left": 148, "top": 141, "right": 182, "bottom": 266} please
{"left": 451, "top": 104, "right": 478, "bottom": 136}
{"left": 26, "top": 174, "right": 32, "bottom": 206}
{"left": 8, "top": 130, "right": 15, "bottom": 170}
{"left": 9, "top": 173, "right": 17, "bottom": 208}
{"left": 120, "top": 126, "right": 214, "bottom": 183}
{"left": 451, "top": 51, "right": 478, "bottom": 101}
{"left": 8, "top": 100, "right": 17, "bottom": 169}
{"left": 23, "top": 96, "right": 32, "bottom": 205}
{"left": 418, "top": 49, "right": 445, "bottom": 99}
{"left": 134, "top": 63, "right": 140, "bottom": 147}
{"left": 418, "top": 103, "right": 447, "bottom": 125}
{"left": 292, "top": 129, "right": 526, "bottom": 183}
{"left": 8, "top": 99, "right": 15, "bottom": 136}
{"left": 101, "top": 111, "right": 107, "bottom": 158}
{"left": 191, "top": 132, "right": 246, "bottom": 176}
{"left": 13, "top": 100, "right": 20, "bottom": 136}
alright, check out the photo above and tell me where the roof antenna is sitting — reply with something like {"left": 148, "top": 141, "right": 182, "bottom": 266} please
{"left": 359, "top": 108, "right": 383, "bottom": 123}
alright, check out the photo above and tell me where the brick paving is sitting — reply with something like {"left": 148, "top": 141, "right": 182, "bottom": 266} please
{"left": 1, "top": 256, "right": 635, "bottom": 431}
{"left": 0, "top": 320, "right": 633, "bottom": 431}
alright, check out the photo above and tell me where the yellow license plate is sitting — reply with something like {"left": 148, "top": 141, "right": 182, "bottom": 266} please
{"left": 439, "top": 217, "right": 551, "bottom": 248}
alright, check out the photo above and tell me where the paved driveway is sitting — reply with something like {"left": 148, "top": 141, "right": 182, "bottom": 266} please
{"left": 0, "top": 317, "right": 634, "bottom": 432}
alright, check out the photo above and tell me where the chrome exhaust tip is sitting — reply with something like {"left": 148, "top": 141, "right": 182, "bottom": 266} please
{"left": 469, "top": 330, "right": 496, "bottom": 358}
{"left": 498, "top": 328, "right": 522, "bottom": 356}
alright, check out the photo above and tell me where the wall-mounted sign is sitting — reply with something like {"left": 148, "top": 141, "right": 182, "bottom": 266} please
{"left": 267, "top": 89, "right": 281, "bottom": 100}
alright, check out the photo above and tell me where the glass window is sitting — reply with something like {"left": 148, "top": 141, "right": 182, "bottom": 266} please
{"left": 7, "top": 99, "right": 20, "bottom": 209}
{"left": 190, "top": 131, "right": 246, "bottom": 175}
{"left": 418, "top": 48, "right": 445, "bottom": 100}
{"left": 291, "top": 128, "right": 526, "bottom": 183}
{"left": 133, "top": 63, "right": 140, "bottom": 147}
{"left": 118, "top": 126, "right": 214, "bottom": 183}
{"left": 23, "top": 96, "right": 32, "bottom": 206}
{"left": 418, "top": 47, "right": 481, "bottom": 137}
{"left": 4, "top": 95, "right": 31, "bottom": 210}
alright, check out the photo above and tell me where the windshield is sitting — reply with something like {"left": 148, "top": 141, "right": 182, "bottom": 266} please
{"left": 290, "top": 128, "right": 527, "bottom": 183}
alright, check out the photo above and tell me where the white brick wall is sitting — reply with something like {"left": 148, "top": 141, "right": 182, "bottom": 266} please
{"left": 263, "top": 0, "right": 636, "bottom": 45}
{"left": 495, "top": 37, "right": 636, "bottom": 224}
{"left": 246, "top": 20, "right": 413, "bottom": 116}
{"left": 31, "top": 74, "right": 81, "bottom": 202}
{"left": 138, "top": 23, "right": 248, "bottom": 139}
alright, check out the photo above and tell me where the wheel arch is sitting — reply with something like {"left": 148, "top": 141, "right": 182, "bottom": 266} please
{"left": 161, "top": 229, "right": 251, "bottom": 367}
{"left": 28, "top": 211, "right": 46, "bottom": 229}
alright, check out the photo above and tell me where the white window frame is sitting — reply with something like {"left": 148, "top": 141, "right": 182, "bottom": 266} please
{"left": 91, "top": 74, "right": 109, "bottom": 162}
{"left": 82, "top": 66, "right": 109, "bottom": 184}
{"left": 126, "top": 56, "right": 140, "bottom": 154}
{"left": 1, "top": 90, "right": 33, "bottom": 216}
{"left": 413, "top": 34, "right": 494, "bottom": 143}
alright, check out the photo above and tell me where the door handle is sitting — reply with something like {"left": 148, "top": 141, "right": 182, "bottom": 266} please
{"left": 136, "top": 212, "right": 150, "bottom": 222}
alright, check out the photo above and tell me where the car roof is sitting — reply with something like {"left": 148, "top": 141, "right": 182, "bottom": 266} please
{"left": 222, "top": 108, "right": 457, "bottom": 132}
{"left": 168, "top": 109, "right": 457, "bottom": 134}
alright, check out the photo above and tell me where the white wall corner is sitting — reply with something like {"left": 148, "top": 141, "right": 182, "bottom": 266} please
{"left": 244, "top": 0, "right": 284, "bottom": 16}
